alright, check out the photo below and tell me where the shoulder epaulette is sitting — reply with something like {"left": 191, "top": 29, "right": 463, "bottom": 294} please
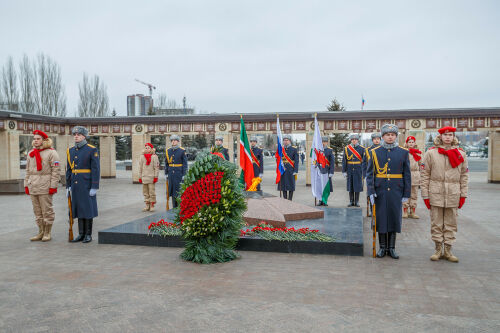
{"left": 401, "top": 147, "right": 409, "bottom": 151}
{"left": 359, "top": 145, "right": 365, "bottom": 148}
{"left": 292, "top": 146, "right": 297, "bottom": 148}
{"left": 372, "top": 146, "right": 382, "bottom": 151}
{"left": 88, "top": 144, "right": 96, "bottom": 148}
{"left": 180, "top": 147, "right": 185, "bottom": 150}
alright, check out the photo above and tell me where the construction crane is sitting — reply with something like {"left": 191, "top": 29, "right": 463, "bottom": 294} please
{"left": 135, "top": 79, "right": 156, "bottom": 96}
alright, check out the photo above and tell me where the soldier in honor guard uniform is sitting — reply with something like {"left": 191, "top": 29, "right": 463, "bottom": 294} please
{"left": 25, "top": 130, "right": 60, "bottom": 242}
{"left": 364, "top": 132, "right": 381, "bottom": 215}
{"left": 66, "top": 126, "right": 100, "bottom": 243}
{"left": 403, "top": 136, "right": 423, "bottom": 219}
{"left": 213, "top": 135, "right": 230, "bottom": 161}
{"left": 366, "top": 124, "right": 411, "bottom": 259}
{"left": 165, "top": 135, "right": 188, "bottom": 208}
{"left": 342, "top": 133, "right": 366, "bottom": 207}
{"left": 421, "top": 126, "right": 468, "bottom": 263}
{"left": 277, "top": 134, "right": 299, "bottom": 200}
{"left": 250, "top": 136, "right": 264, "bottom": 190}
{"left": 318, "top": 136, "right": 335, "bottom": 206}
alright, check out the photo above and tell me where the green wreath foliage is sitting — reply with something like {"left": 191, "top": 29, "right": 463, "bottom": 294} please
{"left": 176, "top": 152, "right": 247, "bottom": 264}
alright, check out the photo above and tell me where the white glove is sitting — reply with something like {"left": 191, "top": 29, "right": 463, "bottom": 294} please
{"left": 329, "top": 174, "right": 334, "bottom": 178}
{"left": 181, "top": 176, "right": 185, "bottom": 181}
{"left": 370, "top": 194, "right": 377, "bottom": 205}
{"left": 89, "top": 188, "right": 98, "bottom": 196}
{"left": 259, "top": 174, "right": 263, "bottom": 178}
{"left": 293, "top": 172, "right": 298, "bottom": 176}
{"left": 402, "top": 197, "right": 409, "bottom": 203}
{"left": 66, "top": 187, "right": 71, "bottom": 198}
{"left": 343, "top": 173, "right": 347, "bottom": 178}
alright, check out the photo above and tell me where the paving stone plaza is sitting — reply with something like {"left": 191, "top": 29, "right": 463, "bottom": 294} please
{"left": 1, "top": 162, "right": 499, "bottom": 332}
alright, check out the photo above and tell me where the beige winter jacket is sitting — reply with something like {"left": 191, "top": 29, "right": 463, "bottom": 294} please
{"left": 24, "top": 138, "right": 61, "bottom": 195}
{"left": 408, "top": 149, "right": 422, "bottom": 187}
{"left": 420, "top": 136, "right": 468, "bottom": 208}
{"left": 139, "top": 149, "right": 160, "bottom": 184}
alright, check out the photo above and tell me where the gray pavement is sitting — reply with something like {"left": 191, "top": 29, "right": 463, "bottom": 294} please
{"left": 1, "top": 168, "right": 499, "bottom": 332}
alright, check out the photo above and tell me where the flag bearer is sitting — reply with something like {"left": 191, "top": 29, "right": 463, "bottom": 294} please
{"left": 318, "top": 136, "right": 335, "bottom": 206}
{"left": 250, "top": 136, "right": 264, "bottom": 191}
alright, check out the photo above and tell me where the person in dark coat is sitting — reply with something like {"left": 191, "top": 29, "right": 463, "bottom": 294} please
{"left": 66, "top": 126, "right": 100, "bottom": 243}
{"left": 213, "top": 135, "right": 230, "bottom": 161}
{"left": 342, "top": 133, "right": 366, "bottom": 207}
{"left": 165, "top": 135, "right": 188, "bottom": 208}
{"left": 250, "top": 136, "right": 264, "bottom": 191}
{"left": 366, "top": 124, "right": 411, "bottom": 259}
{"left": 300, "top": 152, "right": 305, "bottom": 165}
{"left": 277, "top": 134, "right": 299, "bottom": 200}
{"left": 318, "top": 136, "right": 335, "bottom": 206}
{"left": 364, "top": 132, "right": 381, "bottom": 216}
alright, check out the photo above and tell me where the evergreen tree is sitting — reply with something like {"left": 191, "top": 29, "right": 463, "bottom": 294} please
{"left": 330, "top": 134, "right": 349, "bottom": 166}
{"left": 115, "top": 136, "right": 131, "bottom": 161}
{"left": 327, "top": 98, "right": 346, "bottom": 112}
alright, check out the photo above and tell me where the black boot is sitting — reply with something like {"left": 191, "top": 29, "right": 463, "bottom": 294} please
{"left": 282, "top": 191, "right": 288, "bottom": 199}
{"left": 71, "top": 219, "right": 85, "bottom": 242}
{"left": 354, "top": 192, "right": 360, "bottom": 207}
{"left": 348, "top": 192, "right": 354, "bottom": 207}
{"left": 322, "top": 200, "right": 328, "bottom": 206}
{"left": 376, "top": 233, "right": 387, "bottom": 258}
{"left": 172, "top": 198, "right": 178, "bottom": 208}
{"left": 388, "top": 232, "right": 399, "bottom": 259}
{"left": 82, "top": 219, "right": 93, "bottom": 243}
{"left": 288, "top": 191, "right": 293, "bottom": 201}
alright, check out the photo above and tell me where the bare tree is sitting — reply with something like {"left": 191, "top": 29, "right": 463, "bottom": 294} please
{"left": 78, "top": 73, "right": 109, "bottom": 117}
{"left": 157, "top": 92, "right": 167, "bottom": 108}
{"left": 31, "top": 54, "right": 67, "bottom": 116}
{"left": 18, "top": 54, "right": 36, "bottom": 113}
{"left": 1, "top": 56, "right": 19, "bottom": 110}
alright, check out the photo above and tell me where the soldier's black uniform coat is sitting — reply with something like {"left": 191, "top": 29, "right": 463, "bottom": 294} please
{"left": 165, "top": 146, "right": 188, "bottom": 199}
{"left": 66, "top": 143, "right": 100, "bottom": 218}
{"left": 366, "top": 145, "right": 411, "bottom": 233}
{"left": 342, "top": 144, "right": 366, "bottom": 192}
{"left": 277, "top": 145, "right": 299, "bottom": 191}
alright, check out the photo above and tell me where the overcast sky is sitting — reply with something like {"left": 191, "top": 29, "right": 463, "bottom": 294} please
{"left": 1, "top": 0, "right": 499, "bottom": 116}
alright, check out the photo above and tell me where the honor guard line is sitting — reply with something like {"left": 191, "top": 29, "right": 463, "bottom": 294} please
{"left": 1, "top": 107, "right": 500, "bottom": 193}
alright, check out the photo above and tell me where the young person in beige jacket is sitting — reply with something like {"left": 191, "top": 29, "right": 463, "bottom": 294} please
{"left": 24, "top": 130, "right": 60, "bottom": 242}
{"left": 139, "top": 143, "right": 159, "bottom": 212}
{"left": 421, "top": 126, "right": 468, "bottom": 262}
{"left": 403, "top": 136, "right": 423, "bottom": 219}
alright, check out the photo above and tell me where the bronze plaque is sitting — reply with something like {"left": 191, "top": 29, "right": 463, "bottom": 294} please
{"left": 231, "top": 122, "right": 240, "bottom": 131}
{"left": 169, "top": 124, "right": 179, "bottom": 132}
{"left": 181, "top": 123, "right": 191, "bottom": 132}
{"left": 491, "top": 117, "right": 500, "bottom": 127}
{"left": 441, "top": 118, "right": 453, "bottom": 127}
{"left": 112, "top": 125, "right": 121, "bottom": 133}
{"left": 457, "top": 118, "right": 468, "bottom": 128}
{"left": 91, "top": 125, "right": 99, "bottom": 133}
{"left": 158, "top": 124, "right": 166, "bottom": 132}
{"left": 337, "top": 120, "right": 348, "bottom": 130}
{"left": 256, "top": 122, "right": 266, "bottom": 131}
{"left": 296, "top": 121, "right": 306, "bottom": 131}
{"left": 101, "top": 125, "right": 109, "bottom": 133}
{"left": 17, "top": 121, "right": 25, "bottom": 130}
{"left": 245, "top": 122, "right": 253, "bottom": 131}
{"left": 426, "top": 118, "right": 437, "bottom": 128}
{"left": 283, "top": 122, "right": 292, "bottom": 132}
{"left": 207, "top": 123, "right": 215, "bottom": 132}
{"left": 474, "top": 117, "right": 485, "bottom": 128}
{"left": 352, "top": 120, "right": 362, "bottom": 130}
{"left": 366, "top": 120, "right": 376, "bottom": 130}
{"left": 147, "top": 124, "right": 155, "bottom": 132}
{"left": 270, "top": 122, "right": 277, "bottom": 131}
{"left": 27, "top": 123, "right": 34, "bottom": 131}
{"left": 395, "top": 119, "right": 406, "bottom": 129}
{"left": 323, "top": 121, "right": 333, "bottom": 130}
{"left": 194, "top": 123, "right": 204, "bottom": 132}
{"left": 59, "top": 125, "right": 65, "bottom": 134}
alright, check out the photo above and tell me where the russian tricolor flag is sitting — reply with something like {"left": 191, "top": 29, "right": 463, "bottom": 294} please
{"left": 275, "top": 116, "right": 285, "bottom": 184}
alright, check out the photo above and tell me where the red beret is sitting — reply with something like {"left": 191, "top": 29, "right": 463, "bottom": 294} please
{"left": 405, "top": 136, "right": 416, "bottom": 143}
{"left": 33, "top": 130, "right": 48, "bottom": 139}
{"left": 438, "top": 126, "right": 456, "bottom": 134}
{"left": 145, "top": 143, "right": 153, "bottom": 149}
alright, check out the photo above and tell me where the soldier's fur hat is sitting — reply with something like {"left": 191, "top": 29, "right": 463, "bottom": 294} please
{"left": 381, "top": 124, "right": 398, "bottom": 136}
{"left": 282, "top": 134, "right": 292, "bottom": 141}
{"left": 72, "top": 126, "right": 89, "bottom": 138}
{"left": 322, "top": 136, "right": 329, "bottom": 142}
{"left": 170, "top": 134, "right": 180, "bottom": 141}
{"left": 349, "top": 133, "right": 360, "bottom": 140}
{"left": 215, "top": 135, "right": 224, "bottom": 141}
{"left": 250, "top": 136, "right": 258, "bottom": 142}
{"left": 371, "top": 132, "right": 381, "bottom": 139}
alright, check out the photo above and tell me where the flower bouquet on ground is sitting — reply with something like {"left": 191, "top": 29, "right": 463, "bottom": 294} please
{"left": 177, "top": 152, "right": 246, "bottom": 264}
{"left": 240, "top": 222, "right": 334, "bottom": 242}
